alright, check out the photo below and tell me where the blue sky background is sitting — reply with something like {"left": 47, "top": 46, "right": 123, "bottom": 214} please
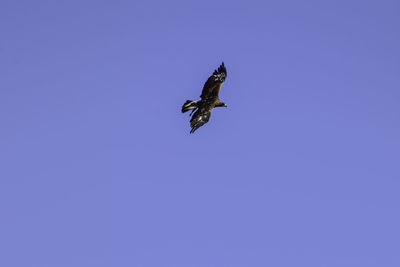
{"left": 1, "top": 0, "right": 399, "bottom": 266}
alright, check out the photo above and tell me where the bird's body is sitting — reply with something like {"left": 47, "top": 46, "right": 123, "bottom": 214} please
{"left": 181, "top": 62, "right": 227, "bottom": 133}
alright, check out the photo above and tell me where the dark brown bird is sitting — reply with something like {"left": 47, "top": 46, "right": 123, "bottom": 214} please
{"left": 181, "top": 62, "right": 228, "bottom": 133}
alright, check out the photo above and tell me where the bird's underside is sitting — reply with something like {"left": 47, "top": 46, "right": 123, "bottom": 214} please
{"left": 181, "top": 62, "right": 227, "bottom": 134}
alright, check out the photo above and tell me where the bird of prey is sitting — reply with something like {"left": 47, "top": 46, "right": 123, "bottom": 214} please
{"left": 181, "top": 62, "right": 228, "bottom": 133}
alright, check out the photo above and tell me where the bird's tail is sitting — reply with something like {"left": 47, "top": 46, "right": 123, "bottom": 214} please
{"left": 181, "top": 100, "right": 198, "bottom": 113}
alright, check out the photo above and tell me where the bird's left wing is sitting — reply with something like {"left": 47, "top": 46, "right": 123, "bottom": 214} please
{"left": 190, "top": 107, "right": 212, "bottom": 134}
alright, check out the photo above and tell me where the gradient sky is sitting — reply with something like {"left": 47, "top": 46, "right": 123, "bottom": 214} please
{"left": 1, "top": 0, "right": 399, "bottom": 266}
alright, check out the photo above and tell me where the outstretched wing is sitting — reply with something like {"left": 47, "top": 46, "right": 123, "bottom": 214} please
{"left": 190, "top": 107, "right": 212, "bottom": 134}
{"left": 200, "top": 62, "right": 227, "bottom": 101}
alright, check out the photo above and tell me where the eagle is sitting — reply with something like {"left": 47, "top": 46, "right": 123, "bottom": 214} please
{"left": 181, "top": 62, "right": 228, "bottom": 133}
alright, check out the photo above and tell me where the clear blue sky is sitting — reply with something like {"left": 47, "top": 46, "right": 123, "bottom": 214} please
{"left": 1, "top": 0, "right": 399, "bottom": 266}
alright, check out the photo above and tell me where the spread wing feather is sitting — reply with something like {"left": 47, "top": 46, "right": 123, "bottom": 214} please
{"left": 190, "top": 107, "right": 211, "bottom": 134}
{"left": 200, "top": 62, "right": 227, "bottom": 100}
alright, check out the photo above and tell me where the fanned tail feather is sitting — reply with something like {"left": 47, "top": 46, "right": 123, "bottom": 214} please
{"left": 181, "top": 100, "right": 198, "bottom": 113}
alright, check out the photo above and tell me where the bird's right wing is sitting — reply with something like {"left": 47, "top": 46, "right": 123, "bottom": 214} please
{"left": 200, "top": 62, "right": 227, "bottom": 101}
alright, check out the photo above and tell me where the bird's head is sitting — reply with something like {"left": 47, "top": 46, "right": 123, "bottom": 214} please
{"left": 215, "top": 101, "right": 227, "bottom": 108}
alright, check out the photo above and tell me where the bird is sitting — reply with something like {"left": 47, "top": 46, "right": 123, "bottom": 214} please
{"left": 181, "top": 62, "right": 228, "bottom": 133}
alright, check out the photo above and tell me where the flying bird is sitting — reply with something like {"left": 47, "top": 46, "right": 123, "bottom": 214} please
{"left": 181, "top": 62, "right": 228, "bottom": 133}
